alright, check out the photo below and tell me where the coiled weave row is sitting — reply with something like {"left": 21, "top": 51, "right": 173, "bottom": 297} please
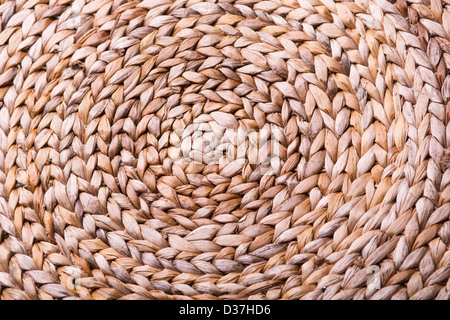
{"left": 0, "top": 0, "right": 450, "bottom": 300}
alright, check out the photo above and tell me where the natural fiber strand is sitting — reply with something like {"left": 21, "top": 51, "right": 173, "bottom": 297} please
{"left": 0, "top": 0, "right": 450, "bottom": 300}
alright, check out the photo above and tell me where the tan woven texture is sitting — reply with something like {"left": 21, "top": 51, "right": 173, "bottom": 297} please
{"left": 0, "top": 0, "right": 450, "bottom": 300}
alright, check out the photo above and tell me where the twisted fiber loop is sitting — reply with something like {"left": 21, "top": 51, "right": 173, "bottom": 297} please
{"left": 0, "top": 0, "right": 449, "bottom": 300}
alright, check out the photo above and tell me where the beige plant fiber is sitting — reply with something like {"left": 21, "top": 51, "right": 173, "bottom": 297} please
{"left": 0, "top": 0, "right": 450, "bottom": 300}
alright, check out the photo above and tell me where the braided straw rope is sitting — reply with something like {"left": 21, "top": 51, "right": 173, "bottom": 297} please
{"left": 0, "top": 0, "right": 450, "bottom": 301}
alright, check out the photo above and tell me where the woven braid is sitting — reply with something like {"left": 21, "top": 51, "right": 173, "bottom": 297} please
{"left": 0, "top": 0, "right": 449, "bottom": 300}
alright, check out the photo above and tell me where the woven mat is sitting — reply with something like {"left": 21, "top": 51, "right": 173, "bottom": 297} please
{"left": 0, "top": 0, "right": 450, "bottom": 300}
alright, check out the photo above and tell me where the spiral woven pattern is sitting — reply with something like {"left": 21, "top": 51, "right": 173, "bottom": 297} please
{"left": 1, "top": 0, "right": 450, "bottom": 300}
